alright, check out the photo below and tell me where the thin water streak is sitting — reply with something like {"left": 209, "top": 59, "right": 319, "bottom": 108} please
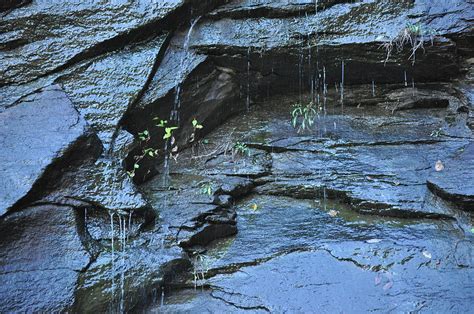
{"left": 247, "top": 47, "right": 251, "bottom": 112}
{"left": 110, "top": 212, "right": 115, "bottom": 307}
{"left": 163, "top": 16, "right": 201, "bottom": 187}
{"left": 340, "top": 60, "right": 345, "bottom": 103}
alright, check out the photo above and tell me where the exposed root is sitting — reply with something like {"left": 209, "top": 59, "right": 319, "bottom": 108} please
{"left": 380, "top": 23, "right": 436, "bottom": 65}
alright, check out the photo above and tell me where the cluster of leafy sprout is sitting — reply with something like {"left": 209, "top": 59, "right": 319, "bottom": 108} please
{"left": 190, "top": 118, "right": 203, "bottom": 143}
{"left": 127, "top": 129, "right": 158, "bottom": 178}
{"left": 291, "top": 101, "right": 317, "bottom": 133}
{"left": 233, "top": 141, "right": 250, "bottom": 157}
{"left": 199, "top": 181, "right": 213, "bottom": 196}
{"left": 380, "top": 22, "right": 437, "bottom": 65}
{"left": 430, "top": 128, "right": 445, "bottom": 138}
{"left": 127, "top": 118, "right": 204, "bottom": 178}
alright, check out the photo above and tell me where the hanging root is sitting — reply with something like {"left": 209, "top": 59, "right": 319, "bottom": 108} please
{"left": 380, "top": 23, "right": 435, "bottom": 65}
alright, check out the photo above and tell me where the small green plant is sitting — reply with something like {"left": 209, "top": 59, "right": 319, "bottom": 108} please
{"left": 192, "top": 118, "right": 203, "bottom": 130}
{"left": 127, "top": 129, "right": 159, "bottom": 178}
{"left": 291, "top": 102, "right": 317, "bottom": 133}
{"left": 233, "top": 141, "right": 250, "bottom": 156}
{"left": 138, "top": 130, "right": 150, "bottom": 141}
{"left": 199, "top": 182, "right": 213, "bottom": 196}
{"left": 190, "top": 118, "right": 203, "bottom": 143}
{"left": 430, "top": 128, "right": 444, "bottom": 138}
{"left": 164, "top": 126, "right": 178, "bottom": 140}
{"left": 380, "top": 22, "right": 437, "bottom": 65}
{"left": 153, "top": 117, "right": 167, "bottom": 128}
{"left": 153, "top": 117, "right": 179, "bottom": 161}
{"left": 190, "top": 118, "right": 204, "bottom": 155}
{"left": 127, "top": 117, "right": 179, "bottom": 178}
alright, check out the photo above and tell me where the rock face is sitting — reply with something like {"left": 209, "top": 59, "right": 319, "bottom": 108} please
{"left": 427, "top": 142, "right": 474, "bottom": 210}
{"left": 0, "top": 85, "right": 97, "bottom": 216}
{"left": 191, "top": 0, "right": 473, "bottom": 94}
{"left": 0, "top": 205, "right": 91, "bottom": 313}
{"left": 153, "top": 196, "right": 474, "bottom": 312}
{"left": 56, "top": 35, "right": 168, "bottom": 153}
{"left": 0, "top": 0, "right": 473, "bottom": 312}
{"left": 0, "top": 1, "right": 183, "bottom": 87}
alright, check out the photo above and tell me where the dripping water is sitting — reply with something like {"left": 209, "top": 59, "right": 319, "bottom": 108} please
{"left": 127, "top": 211, "right": 133, "bottom": 242}
{"left": 110, "top": 212, "right": 115, "bottom": 306}
{"left": 162, "top": 139, "right": 170, "bottom": 187}
{"left": 298, "top": 35, "right": 304, "bottom": 103}
{"left": 119, "top": 215, "right": 126, "bottom": 313}
{"left": 171, "top": 15, "right": 202, "bottom": 125}
{"left": 372, "top": 80, "right": 375, "bottom": 97}
{"left": 118, "top": 215, "right": 123, "bottom": 312}
{"left": 247, "top": 47, "right": 251, "bottom": 112}
{"left": 323, "top": 66, "right": 327, "bottom": 97}
{"left": 404, "top": 70, "right": 408, "bottom": 87}
{"left": 108, "top": 211, "right": 132, "bottom": 312}
{"left": 340, "top": 60, "right": 345, "bottom": 103}
{"left": 308, "top": 32, "right": 313, "bottom": 101}
{"left": 163, "top": 16, "right": 201, "bottom": 188}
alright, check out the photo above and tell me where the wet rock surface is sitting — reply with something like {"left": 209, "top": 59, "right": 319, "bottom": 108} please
{"left": 0, "top": 1, "right": 184, "bottom": 87}
{"left": 1, "top": 0, "right": 473, "bottom": 312}
{"left": 146, "top": 85, "right": 473, "bottom": 312}
{"left": 153, "top": 195, "right": 473, "bottom": 312}
{"left": 427, "top": 142, "right": 474, "bottom": 210}
{"left": 191, "top": 0, "right": 473, "bottom": 94}
{"left": 73, "top": 228, "right": 191, "bottom": 313}
{"left": 56, "top": 35, "right": 168, "bottom": 153}
{"left": 141, "top": 173, "right": 252, "bottom": 249}
{"left": 0, "top": 85, "right": 95, "bottom": 215}
{"left": 0, "top": 205, "right": 91, "bottom": 312}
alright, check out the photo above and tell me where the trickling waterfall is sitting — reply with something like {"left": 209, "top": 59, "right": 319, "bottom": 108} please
{"left": 247, "top": 47, "right": 251, "bottom": 112}
{"left": 323, "top": 66, "right": 327, "bottom": 97}
{"left": 404, "top": 70, "right": 408, "bottom": 87}
{"left": 127, "top": 211, "right": 133, "bottom": 242}
{"left": 160, "top": 287, "right": 165, "bottom": 307}
{"left": 340, "top": 60, "right": 345, "bottom": 103}
{"left": 119, "top": 215, "right": 126, "bottom": 313}
{"left": 372, "top": 80, "right": 376, "bottom": 97}
{"left": 108, "top": 211, "right": 133, "bottom": 312}
{"left": 109, "top": 212, "right": 115, "bottom": 307}
{"left": 298, "top": 35, "right": 304, "bottom": 103}
{"left": 163, "top": 16, "right": 201, "bottom": 187}
{"left": 170, "top": 16, "right": 202, "bottom": 126}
